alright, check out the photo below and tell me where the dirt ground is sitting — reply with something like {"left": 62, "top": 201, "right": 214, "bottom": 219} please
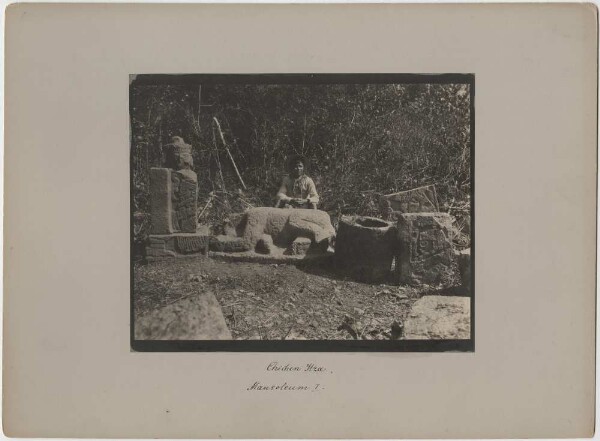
{"left": 133, "top": 256, "right": 435, "bottom": 340}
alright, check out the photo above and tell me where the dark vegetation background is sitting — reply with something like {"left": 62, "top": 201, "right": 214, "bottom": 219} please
{"left": 131, "top": 81, "right": 471, "bottom": 251}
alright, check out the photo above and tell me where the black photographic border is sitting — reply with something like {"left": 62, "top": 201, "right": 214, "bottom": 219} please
{"left": 130, "top": 73, "right": 475, "bottom": 352}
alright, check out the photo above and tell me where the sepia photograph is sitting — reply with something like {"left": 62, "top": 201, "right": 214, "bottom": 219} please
{"left": 130, "top": 74, "right": 474, "bottom": 351}
{"left": 5, "top": 3, "right": 596, "bottom": 437}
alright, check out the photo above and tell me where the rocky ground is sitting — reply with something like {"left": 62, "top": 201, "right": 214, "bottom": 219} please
{"left": 133, "top": 256, "right": 448, "bottom": 340}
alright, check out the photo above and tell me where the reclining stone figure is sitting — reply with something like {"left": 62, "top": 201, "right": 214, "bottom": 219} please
{"left": 224, "top": 207, "right": 335, "bottom": 256}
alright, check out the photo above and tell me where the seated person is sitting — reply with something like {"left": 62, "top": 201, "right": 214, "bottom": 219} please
{"left": 275, "top": 156, "right": 319, "bottom": 209}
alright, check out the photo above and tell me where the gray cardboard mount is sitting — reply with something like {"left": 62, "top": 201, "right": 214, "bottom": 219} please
{"left": 3, "top": 3, "right": 596, "bottom": 438}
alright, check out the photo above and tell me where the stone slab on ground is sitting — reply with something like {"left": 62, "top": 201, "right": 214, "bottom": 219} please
{"left": 176, "top": 235, "right": 210, "bottom": 254}
{"left": 403, "top": 295, "right": 470, "bottom": 340}
{"left": 145, "top": 244, "right": 335, "bottom": 264}
{"left": 135, "top": 291, "right": 232, "bottom": 340}
{"left": 210, "top": 250, "right": 334, "bottom": 265}
{"left": 146, "top": 233, "right": 211, "bottom": 259}
{"left": 209, "top": 235, "right": 252, "bottom": 253}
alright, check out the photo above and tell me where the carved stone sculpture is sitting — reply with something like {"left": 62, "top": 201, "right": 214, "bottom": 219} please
{"left": 396, "top": 212, "right": 455, "bottom": 285}
{"left": 149, "top": 137, "right": 198, "bottom": 235}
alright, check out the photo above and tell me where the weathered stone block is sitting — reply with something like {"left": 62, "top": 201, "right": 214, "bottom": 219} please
{"left": 396, "top": 213, "right": 455, "bottom": 285}
{"left": 209, "top": 235, "right": 251, "bottom": 253}
{"left": 171, "top": 170, "right": 198, "bottom": 233}
{"left": 135, "top": 292, "right": 232, "bottom": 340}
{"left": 147, "top": 233, "right": 210, "bottom": 259}
{"left": 285, "top": 237, "right": 312, "bottom": 255}
{"left": 176, "top": 235, "right": 210, "bottom": 255}
{"left": 334, "top": 216, "right": 396, "bottom": 282}
{"left": 255, "top": 234, "right": 274, "bottom": 255}
{"left": 380, "top": 184, "right": 439, "bottom": 215}
{"left": 150, "top": 168, "right": 174, "bottom": 234}
{"left": 403, "top": 295, "right": 470, "bottom": 340}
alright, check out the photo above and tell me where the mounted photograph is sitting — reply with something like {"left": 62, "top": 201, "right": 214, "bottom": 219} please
{"left": 130, "top": 74, "right": 474, "bottom": 351}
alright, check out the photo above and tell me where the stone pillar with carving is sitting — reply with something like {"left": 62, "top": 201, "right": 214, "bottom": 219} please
{"left": 147, "top": 137, "right": 204, "bottom": 261}
{"left": 168, "top": 137, "right": 198, "bottom": 233}
{"left": 395, "top": 212, "right": 456, "bottom": 285}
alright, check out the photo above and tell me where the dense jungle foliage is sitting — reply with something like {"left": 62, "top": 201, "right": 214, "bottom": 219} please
{"left": 131, "top": 81, "right": 471, "bottom": 245}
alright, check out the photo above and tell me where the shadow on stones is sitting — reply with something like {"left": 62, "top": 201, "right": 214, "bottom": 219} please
{"left": 296, "top": 258, "right": 398, "bottom": 286}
